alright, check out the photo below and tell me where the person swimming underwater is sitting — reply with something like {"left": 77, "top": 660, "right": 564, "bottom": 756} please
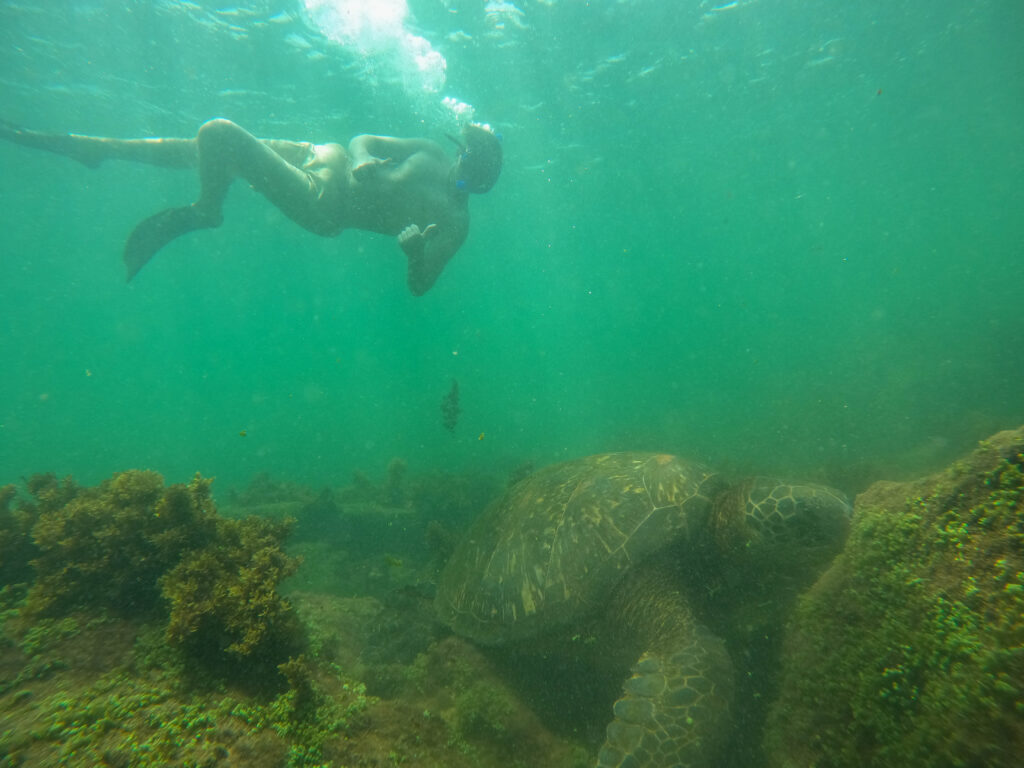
{"left": 0, "top": 118, "right": 502, "bottom": 295}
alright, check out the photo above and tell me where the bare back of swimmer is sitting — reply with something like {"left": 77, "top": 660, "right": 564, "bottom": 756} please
{"left": 0, "top": 118, "right": 502, "bottom": 295}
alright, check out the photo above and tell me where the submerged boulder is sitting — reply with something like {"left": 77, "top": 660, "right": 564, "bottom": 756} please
{"left": 764, "top": 427, "right": 1024, "bottom": 767}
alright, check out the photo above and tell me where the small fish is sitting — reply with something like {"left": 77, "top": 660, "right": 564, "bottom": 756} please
{"left": 478, "top": 432, "right": 486, "bottom": 441}
{"left": 239, "top": 430, "right": 247, "bottom": 437}
{"left": 384, "top": 554, "right": 403, "bottom": 568}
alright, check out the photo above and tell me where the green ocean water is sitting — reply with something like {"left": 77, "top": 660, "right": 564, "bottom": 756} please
{"left": 1, "top": 0, "right": 1021, "bottom": 496}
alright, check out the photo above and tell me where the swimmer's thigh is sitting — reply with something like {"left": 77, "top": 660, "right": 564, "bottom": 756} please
{"left": 198, "top": 119, "right": 329, "bottom": 232}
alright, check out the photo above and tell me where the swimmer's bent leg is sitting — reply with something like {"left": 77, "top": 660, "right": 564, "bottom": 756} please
{"left": 125, "top": 118, "right": 325, "bottom": 281}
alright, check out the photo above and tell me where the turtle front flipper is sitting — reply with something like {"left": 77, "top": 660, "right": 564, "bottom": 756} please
{"left": 598, "top": 569, "right": 734, "bottom": 768}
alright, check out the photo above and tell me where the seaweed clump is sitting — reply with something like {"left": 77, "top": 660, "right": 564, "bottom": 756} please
{"left": 162, "top": 514, "right": 303, "bottom": 681}
{"left": 10, "top": 470, "right": 302, "bottom": 681}
{"left": 0, "top": 483, "right": 37, "bottom": 591}
{"left": 25, "top": 471, "right": 215, "bottom": 617}
{"left": 764, "top": 427, "right": 1024, "bottom": 767}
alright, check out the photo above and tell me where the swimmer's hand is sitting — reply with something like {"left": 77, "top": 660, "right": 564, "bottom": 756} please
{"left": 398, "top": 223, "right": 438, "bottom": 256}
{"left": 353, "top": 156, "right": 393, "bottom": 180}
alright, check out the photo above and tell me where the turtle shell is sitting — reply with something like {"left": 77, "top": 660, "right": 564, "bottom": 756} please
{"left": 436, "top": 452, "right": 725, "bottom": 645}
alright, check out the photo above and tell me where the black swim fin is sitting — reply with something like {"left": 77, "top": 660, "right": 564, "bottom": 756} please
{"left": 123, "top": 205, "right": 219, "bottom": 281}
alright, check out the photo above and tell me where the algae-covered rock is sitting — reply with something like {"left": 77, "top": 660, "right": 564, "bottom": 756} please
{"left": 16, "top": 470, "right": 302, "bottom": 682}
{"left": 24, "top": 470, "right": 217, "bottom": 616}
{"left": 764, "top": 428, "right": 1024, "bottom": 768}
{"left": 0, "top": 483, "right": 37, "bottom": 589}
{"left": 161, "top": 515, "right": 303, "bottom": 676}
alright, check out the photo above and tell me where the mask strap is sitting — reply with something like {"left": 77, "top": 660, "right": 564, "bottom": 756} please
{"left": 445, "top": 133, "right": 467, "bottom": 154}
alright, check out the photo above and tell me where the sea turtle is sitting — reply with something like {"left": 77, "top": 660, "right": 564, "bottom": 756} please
{"left": 435, "top": 452, "right": 851, "bottom": 768}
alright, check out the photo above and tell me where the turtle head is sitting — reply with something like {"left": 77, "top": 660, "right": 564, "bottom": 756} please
{"left": 740, "top": 478, "right": 852, "bottom": 563}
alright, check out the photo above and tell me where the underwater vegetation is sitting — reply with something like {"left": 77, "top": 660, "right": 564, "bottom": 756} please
{"left": 224, "top": 458, "right": 501, "bottom": 601}
{"left": 161, "top": 513, "right": 303, "bottom": 678}
{"left": 764, "top": 427, "right": 1024, "bottom": 768}
{"left": 5, "top": 434, "right": 1020, "bottom": 767}
{"left": 6, "top": 470, "right": 303, "bottom": 680}
{"left": 0, "top": 484, "right": 36, "bottom": 589}
{"left": 0, "top": 611, "right": 371, "bottom": 768}
{"left": 0, "top": 465, "right": 586, "bottom": 767}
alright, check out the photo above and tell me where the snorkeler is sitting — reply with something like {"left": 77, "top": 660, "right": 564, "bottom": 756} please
{"left": 0, "top": 118, "right": 502, "bottom": 295}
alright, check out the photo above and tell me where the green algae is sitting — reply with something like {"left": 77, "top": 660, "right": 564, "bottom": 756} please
{"left": 0, "top": 603, "right": 371, "bottom": 768}
{"left": 453, "top": 680, "right": 517, "bottom": 741}
{"left": 24, "top": 471, "right": 218, "bottom": 618}
{"left": 1, "top": 663, "right": 361, "bottom": 767}
{"left": 0, "top": 467, "right": 601, "bottom": 767}
{"left": 161, "top": 514, "right": 303, "bottom": 678}
{"left": 5, "top": 470, "right": 303, "bottom": 682}
{"left": 765, "top": 428, "right": 1024, "bottom": 768}
{"left": 0, "top": 484, "right": 36, "bottom": 589}
{"left": 228, "top": 655, "right": 372, "bottom": 768}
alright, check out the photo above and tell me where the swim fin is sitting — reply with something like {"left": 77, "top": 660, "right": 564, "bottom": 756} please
{"left": 123, "top": 205, "right": 220, "bottom": 281}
